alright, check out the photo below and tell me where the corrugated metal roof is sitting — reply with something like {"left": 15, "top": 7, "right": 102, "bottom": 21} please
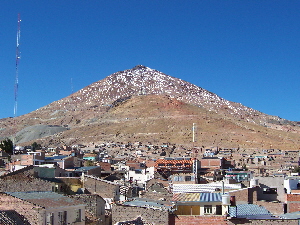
{"left": 172, "top": 192, "right": 222, "bottom": 202}
{"left": 122, "top": 198, "right": 174, "bottom": 211}
{"left": 6, "top": 191, "right": 85, "bottom": 209}
{"left": 172, "top": 183, "right": 241, "bottom": 193}
{"left": 45, "top": 155, "right": 68, "bottom": 161}
{"left": 75, "top": 166, "right": 99, "bottom": 172}
{"left": 279, "top": 211, "right": 300, "bottom": 219}
{"left": 200, "top": 192, "right": 222, "bottom": 202}
{"left": 173, "top": 193, "right": 200, "bottom": 202}
{"left": 228, "top": 204, "right": 273, "bottom": 219}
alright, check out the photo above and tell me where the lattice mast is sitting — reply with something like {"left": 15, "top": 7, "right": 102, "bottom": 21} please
{"left": 14, "top": 13, "right": 21, "bottom": 118}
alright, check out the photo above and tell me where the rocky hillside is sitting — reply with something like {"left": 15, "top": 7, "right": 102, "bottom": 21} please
{"left": 0, "top": 65, "right": 299, "bottom": 149}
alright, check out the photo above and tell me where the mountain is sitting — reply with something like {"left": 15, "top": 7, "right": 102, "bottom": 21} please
{"left": 0, "top": 65, "right": 300, "bottom": 149}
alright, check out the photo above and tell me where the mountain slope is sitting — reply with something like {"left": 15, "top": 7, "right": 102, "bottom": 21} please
{"left": 0, "top": 65, "right": 299, "bottom": 149}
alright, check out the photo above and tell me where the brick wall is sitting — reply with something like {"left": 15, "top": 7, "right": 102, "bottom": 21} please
{"left": 174, "top": 215, "right": 227, "bottom": 225}
{"left": 253, "top": 201, "right": 285, "bottom": 215}
{"left": 227, "top": 218, "right": 298, "bottom": 225}
{"left": 286, "top": 194, "right": 300, "bottom": 213}
{"left": 286, "top": 194, "right": 300, "bottom": 201}
{"left": 228, "top": 188, "right": 249, "bottom": 204}
{"left": 112, "top": 204, "right": 169, "bottom": 225}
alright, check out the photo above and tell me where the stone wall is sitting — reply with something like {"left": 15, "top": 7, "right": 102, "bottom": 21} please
{"left": 112, "top": 204, "right": 169, "bottom": 225}
{"left": 69, "top": 194, "right": 105, "bottom": 218}
{"left": 84, "top": 176, "right": 119, "bottom": 199}
{"left": 139, "top": 191, "right": 173, "bottom": 201}
{"left": 0, "top": 170, "right": 53, "bottom": 192}
{"left": 0, "top": 193, "right": 44, "bottom": 225}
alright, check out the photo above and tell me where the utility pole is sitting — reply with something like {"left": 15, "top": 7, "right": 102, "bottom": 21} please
{"left": 192, "top": 123, "right": 196, "bottom": 143}
{"left": 13, "top": 13, "right": 21, "bottom": 155}
{"left": 14, "top": 13, "right": 21, "bottom": 118}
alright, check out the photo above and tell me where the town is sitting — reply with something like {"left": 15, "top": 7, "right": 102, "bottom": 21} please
{"left": 0, "top": 140, "right": 299, "bottom": 224}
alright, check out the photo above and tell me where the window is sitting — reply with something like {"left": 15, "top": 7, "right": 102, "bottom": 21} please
{"left": 46, "top": 212, "right": 54, "bottom": 225}
{"left": 58, "top": 211, "right": 67, "bottom": 225}
{"left": 204, "top": 205, "right": 212, "bottom": 214}
{"left": 216, "top": 205, "right": 222, "bottom": 215}
{"left": 75, "top": 209, "right": 81, "bottom": 222}
{"left": 263, "top": 188, "right": 277, "bottom": 194}
{"left": 185, "top": 176, "right": 192, "bottom": 181}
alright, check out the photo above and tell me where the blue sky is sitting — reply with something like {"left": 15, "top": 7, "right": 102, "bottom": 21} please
{"left": 1, "top": 1, "right": 300, "bottom": 121}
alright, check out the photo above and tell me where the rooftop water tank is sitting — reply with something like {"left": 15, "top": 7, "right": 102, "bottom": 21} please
{"left": 222, "top": 193, "right": 230, "bottom": 206}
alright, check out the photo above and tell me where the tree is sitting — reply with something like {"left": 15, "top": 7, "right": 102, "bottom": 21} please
{"left": 0, "top": 138, "right": 13, "bottom": 155}
{"left": 84, "top": 160, "right": 94, "bottom": 167}
{"left": 31, "top": 142, "right": 41, "bottom": 151}
{"left": 292, "top": 166, "right": 300, "bottom": 173}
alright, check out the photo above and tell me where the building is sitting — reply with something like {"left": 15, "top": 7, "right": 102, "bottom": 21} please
{"left": 0, "top": 191, "right": 85, "bottom": 225}
{"left": 155, "top": 158, "right": 200, "bottom": 180}
{"left": 173, "top": 192, "right": 225, "bottom": 216}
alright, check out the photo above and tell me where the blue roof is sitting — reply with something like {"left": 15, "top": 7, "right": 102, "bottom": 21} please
{"left": 173, "top": 192, "right": 222, "bottom": 202}
{"left": 45, "top": 155, "right": 68, "bottom": 161}
{"left": 279, "top": 211, "right": 300, "bottom": 219}
{"left": 200, "top": 192, "right": 222, "bottom": 202}
{"left": 75, "top": 166, "right": 99, "bottom": 172}
{"left": 228, "top": 204, "right": 273, "bottom": 219}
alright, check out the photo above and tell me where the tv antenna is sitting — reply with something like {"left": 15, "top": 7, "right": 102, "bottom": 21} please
{"left": 14, "top": 13, "right": 21, "bottom": 118}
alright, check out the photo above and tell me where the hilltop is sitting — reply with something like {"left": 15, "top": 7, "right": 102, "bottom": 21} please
{"left": 0, "top": 65, "right": 299, "bottom": 150}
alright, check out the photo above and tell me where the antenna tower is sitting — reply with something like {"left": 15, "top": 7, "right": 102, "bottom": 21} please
{"left": 14, "top": 13, "right": 21, "bottom": 118}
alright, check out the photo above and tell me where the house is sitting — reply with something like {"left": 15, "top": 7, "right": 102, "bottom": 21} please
{"left": 70, "top": 194, "right": 107, "bottom": 225}
{"left": 155, "top": 157, "right": 200, "bottom": 179}
{"left": 44, "top": 155, "right": 82, "bottom": 169}
{"left": 173, "top": 192, "right": 225, "bottom": 216}
{"left": 74, "top": 166, "right": 102, "bottom": 177}
{"left": 125, "top": 166, "right": 155, "bottom": 186}
{"left": 224, "top": 170, "right": 254, "bottom": 182}
{"left": 284, "top": 176, "right": 300, "bottom": 194}
{"left": 112, "top": 198, "right": 175, "bottom": 224}
{"left": 170, "top": 172, "right": 197, "bottom": 184}
{"left": 199, "top": 157, "right": 225, "bottom": 172}
{"left": 83, "top": 153, "right": 97, "bottom": 161}
{"left": 83, "top": 175, "right": 121, "bottom": 201}
{"left": 255, "top": 176, "right": 286, "bottom": 202}
{"left": 0, "top": 166, "right": 54, "bottom": 192}
{"left": 0, "top": 191, "right": 85, "bottom": 225}
{"left": 7, "top": 152, "right": 82, "bottom": 171}
{"left": 139, "top": 182, "right": 173, "bottom": 201}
